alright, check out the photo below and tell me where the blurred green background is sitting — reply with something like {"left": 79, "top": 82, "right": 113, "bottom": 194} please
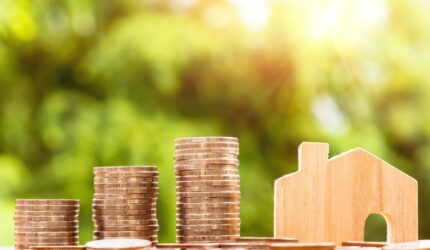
{"left": 1, "top": 0, "right": 430, "bottom": 245}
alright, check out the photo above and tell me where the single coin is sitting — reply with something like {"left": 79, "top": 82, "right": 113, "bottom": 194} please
{"left": 92, "top": 199, "right": 156, "bottom": 205}
{"left": 94, "top": 224, "right": 159, "bottom": 231}
{"left": 236, "top": 237, "right": 298, "bottom": 243}
{"left": 94, "top": 183, "right": 158, "bottom": 189}
{"left": 16, "top": 200, "right": 80, "bottom": 206}
{"left": 93, "top": 231, "right": 155, "bottom": 237}
{"left": 31, "top": 246, "right": 86, "bottom": 250}
{"left": 93, "top": 219, "right": 158, "bottom": 226}
{"left": 176, "top": 191, "right": 240, "bottom": 197}
{"left": 174, "top": 169, "right": 239, "bottom": 176}
{"left": 92, "top": 209, "right": 156, "bottom": 216}
{"left": 176, "top": 228, "right": 239, "bottom": 235}
{"left": 14, "top": 226, "right": 79, "bottom": 232}
{"left": 176, "top": 213, "right": 240, "bottom": 220}
{"left": 16, "top": 243, "right": 79, "bottom": 250}
{"left": 174, "top": 166, "right": 239, "bottom": 173}
{"left": 176, "top": 202, "right": 240, "bottom": 209}
{"left": 176, "top": 174, "right": 240, "bottom": 181}
{"left": 270, "top": 243, "right": 337, "bottom": 250}
{"left": 93, "top": 193, "right": 158, "bottom": 199}
{"left": 156, "top": 243, "right": 220, "bottom": 249}
{"left": 176, "top": 180, "right": 240, "bottom": 187}
{"left": 176, "top": 234, "right": 238, "bottom": 241}
{"left": 14, "top": 215, "right": 78, "bottom": 222}
{"left": 176, "top": 224, "right": 240, "bottom": 230}
{"left": 92, "top": 214, "right": 157, "bottom": 221}
{"left": 15, "top": 210, "right": 79, "bottom": 217}
{"left": 175, "top": 158, "right": 239, "bottom": 165}
{"left": 92, "top": 203, "right": 156, "bottom": 210}
{"left": 175, "top": 148, "right": 239, "bottom": 155}
{"left": 93, "top": 187, "right": 159, "bottom": 194}
{"left": 176, "top": 207, "right": 240, "bottom": 214}
{"left": 15, "top": 205, "right": 80, "bottom": 211}
{"left": 15, "top": 220, "right": 79, "bottom": 227}
{"left": 177, "top": 196, "right": 240, "bottom": 203}
{"left": 175, "top": 137, "right": 238, "bottom": 144}
{"left": 15, "top": 232, "right": 79, "bottom": 238}
{"left": 92, "top": 236, "right": 158, "bottom": 241}
{"left": 176, "top": 218, "right": 240, "bottom": 225}
{"left": 174, "top": 153, "right": 238, "bottom": 161}
{"left": 176, "top": 186, "right": 240, "bottom": 192}
{"left": 94, "top": 176, "right": 158, "bottom": 182}
{"left": 219, "top": 242, "right": 268, "bottom": 249}
{"left": 175, "top": 142, "right": 239, "bottom": 150}
{"left": 85, "top": 238, "right": 152, "bottom": 250}
{"left": 94, "top": 166, "right": 158, "bottom": 172}
{"left": 342, "top": 242, "right": 387, "bottom": 248}
{"left": 15, "top": 237, "right": 79, "bottom": 244}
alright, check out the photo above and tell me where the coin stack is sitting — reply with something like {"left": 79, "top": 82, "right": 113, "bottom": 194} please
{"left": 174, "top": 137, "right": 240, "bottom": 243}
{"left": 14, "top": 199, "right": 80, "bottom": 250}
{"left": 92, "top": 166, "right": 159, "bottom": 243}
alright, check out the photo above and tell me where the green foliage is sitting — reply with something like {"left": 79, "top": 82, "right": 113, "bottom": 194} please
{"left": 1, "top": 0, "right": 430, "bottom": 245}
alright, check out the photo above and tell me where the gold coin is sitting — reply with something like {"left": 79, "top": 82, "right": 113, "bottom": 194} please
{"left": 176, "top": 185, "right": 240, "bottom": 192}
{"left": 176, "top": 191, "right": 240, "bottom": 198}
{"left": 92, "top": 204, "right": 156, "bottom": 210}
{"left": 92, "top": 199, "right": 155, "bottom": 205}
{"left": 16, "top": 243, "right": 79, "bottom": 250}
{"left": 156, "top": 243, "right": 220, "bottom": 249}
{"left": 16, "top": 200, "right": 80, "bottom": 206}
{"left": 174, "top": 169, "right": 239, "bottom": 176}
{"left": 176, "top": 224, "right": 240, "bottom": 230}
{"left": 176, "top": 213, "right": 240, "bottom": 220}
{"left": 15, "top": 232, "right": 79, "bottom": 238}
{"left": 92, "top": 236, "right": 158, "bottom": 242}
{"left": 15, "top": 237, "right": 79, "bottom": 244}
{"left": 236, "top": 237, "right": 298, "bottom": 243}
{"left": 14, "top": 226, "right": 79, "bottom": 232}
{"left": 176, "top": 174, "right": 240, "bottom": 181}
{"left": 174, "top": 165, "right": 238, "bottom": 172}
{"left": 176, "top": 180, "right": 239, "bottom": 187}
{"left": 94, "top": 166, "right": 158, "bottom": 172}
{"left": 176, "top": 202, "right": 240, "bottom": 209}
{"left": 342, "top": 241, "right": 387, "bottom": 248}
{"left": 94, "top": 182, "right": 158, "bottom": 188}
{"left": 15, "top": 205, "right": 80, "bottom": 211}
{"left": 15, "top": 211, "right": 79, "bottom": 217}
{"left": 93, "top": 187, "right": 159, "bottom": 194}
{"left": 14, "top": 215, "right": 78, "bottom": 222}
{"left": 176, "top": 218, "right": 240, "bottom": 225}
{"left": 175, "top": 158, "right": 239, "bottom": 165}
{"left": 92, "top": 215, "right": 157, "bottom": 221}
{"left": 175, "top": 148, "right": 239, "bottom": 155}
{"left": 93, "top": 219, "right": 158, "bottom": 226}
{"left": 93, "top": 193, "right": 157, "bottom": 199}
{"left": 93, "top": 231, "right": 156, "bottom": 237}
{"left": 177, "top": 196, "right": 240, "bottom": 203}
{"left": 269, "top": 243, "right": 336, "bottom": 250}
{"left": 94, "top": 224, "right": 159, "bottom": 231}
{"left": 175, "top": 142, "right": 239, "bottom": 150}
{"left": 174, "top": 153, "right": 238, "bottom": 161}
{"left": 176, "top": 234, "right": 238, "bottom": 242}
{"left": 92, "top": 209, "right": 156, "bottom": 216}
{"left": 30, "top": 246, "right": 86, "bottom": 250}
{"left": 15, "top": 220, "right": 79, "bottom": 227}
{"left": 219, "top": 242, "right": 268, "bottom": 249}
{"left": 175, "top": 137, "right": 238, "bottom": 144}
{"left": 94, "top": 178, "right": 158, "bottom": 184}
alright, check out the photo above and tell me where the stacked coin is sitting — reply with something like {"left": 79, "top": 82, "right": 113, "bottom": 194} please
{"left": 14, "top": 199, "right": 80, "bottom": 250}
{"left": 174, "top": 137, "right": 240, "bottom": 243}
{"left": 92, "top": 166, "right": 159, "bottom": 243}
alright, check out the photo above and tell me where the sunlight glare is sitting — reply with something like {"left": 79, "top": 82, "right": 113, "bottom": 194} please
{"left": 229, "top": 0, "right": 269, "bottom": 31}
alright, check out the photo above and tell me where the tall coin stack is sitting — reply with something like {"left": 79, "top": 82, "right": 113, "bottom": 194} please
{"left": 14, "top": 199, "right": 80, "bottom": 250}
{"left": 92, "top": 166, "right": 159, "bottom": 243}
{"left": 174, "top": 137, "right": 241, "bottom": 243}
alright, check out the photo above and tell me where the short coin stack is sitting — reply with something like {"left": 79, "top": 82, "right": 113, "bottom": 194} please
{"left": 14, "top": 199, "right": 80, "bottom": 250}
{"left": 92, "top": 166, "right": 159, "bottom": 243}
{"left": 174, "top": 137, "right": 241, "bottom": 243}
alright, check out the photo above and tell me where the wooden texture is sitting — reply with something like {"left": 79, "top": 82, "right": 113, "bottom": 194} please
{"left": 274, "top": 142, "right": 418, "bottom": 245}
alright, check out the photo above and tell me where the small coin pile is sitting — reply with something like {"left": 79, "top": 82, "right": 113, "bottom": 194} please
{"left": 92, "top": 166, "right": 159, "bottom": 243}
{"left": 174, "top": 137, "right": 241, "bottom": 243}
{"left": 14, "top": 199, "right": 80, "bottom": 250}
